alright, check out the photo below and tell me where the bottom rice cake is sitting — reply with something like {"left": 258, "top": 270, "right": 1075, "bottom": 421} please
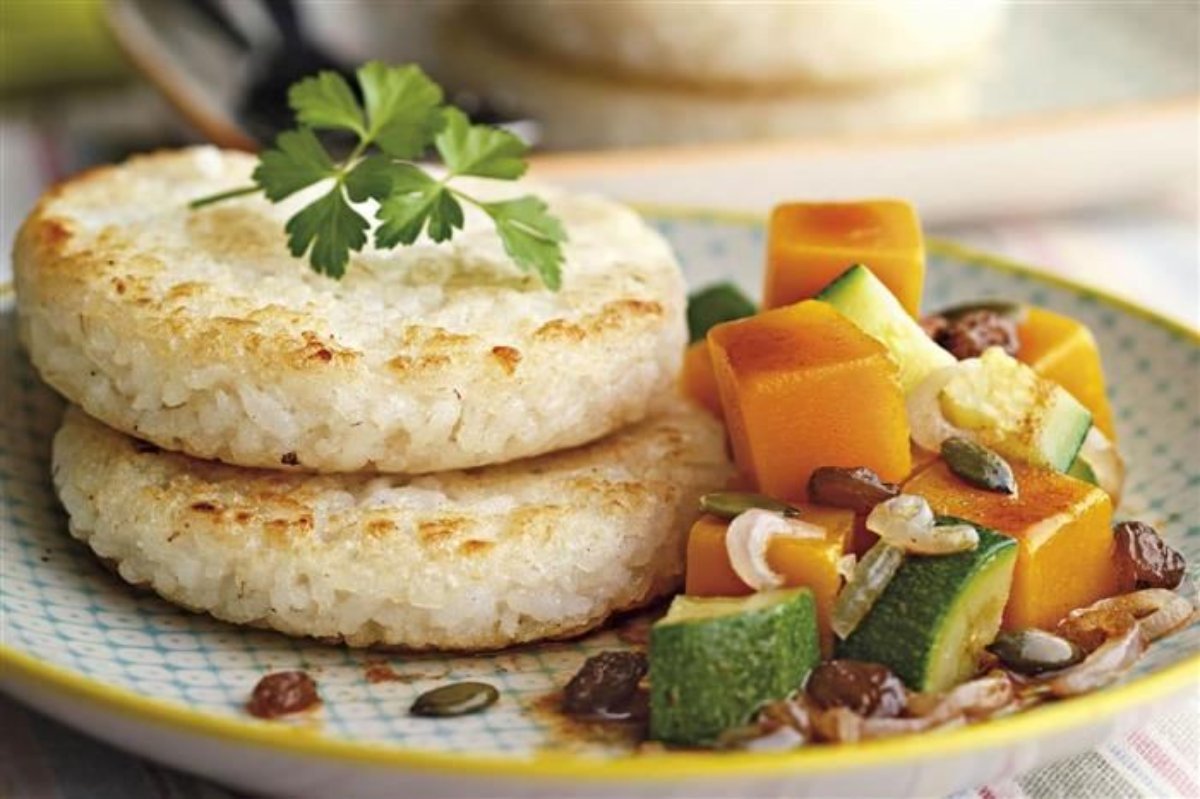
{"left": 904, "top": 460, "right": 1124, "bottom": 630}
{"left": 52, "top": 400, "right": 732, "bottom": 650}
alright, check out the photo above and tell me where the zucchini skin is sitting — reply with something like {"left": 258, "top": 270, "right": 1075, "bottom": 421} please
{"left": 836, "top": 527, "right": 1017, "bottom": 691}
{"left": 648, "top": 589, "right": 819, "bottom": 746}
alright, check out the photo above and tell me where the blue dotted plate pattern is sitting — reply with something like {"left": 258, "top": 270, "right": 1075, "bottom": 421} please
{"left": 1, "top": 214, "right": 1197, "bottom": 758}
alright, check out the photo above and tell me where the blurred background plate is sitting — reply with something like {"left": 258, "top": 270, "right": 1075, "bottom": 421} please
{"left": 96, "top": 0, "right": 1199, "bottom": 223}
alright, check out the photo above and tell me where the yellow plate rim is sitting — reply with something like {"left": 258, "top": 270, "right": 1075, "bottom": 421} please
{"left": 1, "top": 217, "right": 1197, "bottom": 783}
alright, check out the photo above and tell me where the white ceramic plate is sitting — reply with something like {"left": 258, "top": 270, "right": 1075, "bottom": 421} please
{"left": 106, "top": 1, "right": 1199, "bottom": 224}
{"left": 1, "top": 213, "right": 1197, "bottom": 798}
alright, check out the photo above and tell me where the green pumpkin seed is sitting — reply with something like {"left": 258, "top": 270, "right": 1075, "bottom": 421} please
{"left": 410, "top": 681, "right": 499, "bottom": 717}
{"left": 942, "top": 437, "right": 1017, "bottom": 495}
{"left": 700, "top": 491, "right": 802, "bottom": 520}
{"left": 936, "top": 300, "right": 1027, "bottom": 323}
{"left": 987, "top": 629, "right": 1083, "bottom": 675}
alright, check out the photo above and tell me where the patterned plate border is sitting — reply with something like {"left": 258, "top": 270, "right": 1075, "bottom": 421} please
{"left": 1, "top": 216, "right": 1197, "bottom": 782}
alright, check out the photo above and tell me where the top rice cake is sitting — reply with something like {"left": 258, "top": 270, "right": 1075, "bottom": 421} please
{"left": 14, "top": 147, "right": 687, "bottom": 473}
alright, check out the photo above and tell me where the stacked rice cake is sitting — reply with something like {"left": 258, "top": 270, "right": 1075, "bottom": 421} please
{"left": 15, "top": 147, "right": 733, "bottom": 650}
{"left": 439, "top": 0, "right": 1007, "bottom": 148}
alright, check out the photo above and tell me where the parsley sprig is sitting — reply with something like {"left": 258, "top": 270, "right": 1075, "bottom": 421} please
{"left": 191, "top": 62, "right": 566, "bottom": 288}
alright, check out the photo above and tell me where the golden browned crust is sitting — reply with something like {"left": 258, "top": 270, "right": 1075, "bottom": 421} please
{"left": 16, "top": 148, "right": 687, "bottom": 473}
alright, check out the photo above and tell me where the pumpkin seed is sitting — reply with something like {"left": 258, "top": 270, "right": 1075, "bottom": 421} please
{"left": 987, "top": 629, "right": 1084, "bottom": 675}
{"left": 410, "top": 681, "right": 499, "bottom": 717}
{"left": 700, "top": 491, "right": 802, "bottom": 520}
{"left": 941, "top": 437, "right": 1017, "bottom": 495}
{"left": 936, "top": 300, "right": 1027, "bottom": 323}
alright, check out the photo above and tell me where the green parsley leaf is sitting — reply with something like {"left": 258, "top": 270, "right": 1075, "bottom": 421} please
{"left": 481, "top": 196, "right": 566, "bottom": 290}
{"left": 193, "top": 61, "right": 568, "bottom": 289}
{"left": 436, "top": 107, "right": 528, "bottom": 180}
{"left": 375, "top": 179, "right": 439, "bottom": 248}
{"left": 425, "top": 190, "right": 464, "bottom": 243}
{"left": 344, "top": 155, "right": 396, "bottom": 202}
{"left": 357, "top": 61, "right": 444, "bottom": 158}
{"left": 284, "top": 187, "right": 368, "bottom": 278}
{"left": 253, "top": 128, "right": 337, "bottom": 202}
{"left": 288, "top": 71, "right": 365, "bottom": 137}
{"left": 375, "top": 174, "right": 465, "bottom": 248}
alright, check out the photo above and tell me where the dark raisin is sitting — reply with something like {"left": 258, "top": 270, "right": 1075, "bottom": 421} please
{"left": 806, "top": 660, "right": 907, "bottom": 718}
{"left": 1113, "top": 521, "right": 1185, "bottom": 590}
{"left": 934, "top": 310, "right": 1019, "bottom": 360}
{"left": 807, "top": 466, "right": 899, "bottom": 513}
{"left": 562, "top": 651, "right": 648, "bottom": 719}
{"left": 280, "top": 451, "right": 300, "bottom": 466}
{"left": 246, "top": 671, "right": 320, "bottom": 718}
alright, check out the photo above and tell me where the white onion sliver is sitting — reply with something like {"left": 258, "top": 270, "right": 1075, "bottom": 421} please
{"left": 867, "top": 495, "right": 979, "bottom": 555}
{"left": 725, "top": 509, "right": 826, "bottom": 591}
{"left": 908, "top": 674, "right": 1014, "bottom": 723}
{"left": 906, "top": 364, "right": 971, "bottom": 453}
{"left": 1047, "top": 625, "right": 1145, "bottom": 697}
{"left": 1140, "top": 594, "right": 1197, "bottom": 641}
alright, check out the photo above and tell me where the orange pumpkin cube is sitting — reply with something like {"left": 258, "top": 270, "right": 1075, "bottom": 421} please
{"left": 708, "top": 301, "right": 912, "bottom": 501}
{"left": 679, "top": 341, "right": 723, "bottom": 419}
{"left": 1018, "top": 306, "right": 1116, "bottom": 439}
{"left": 685, "top": 507, "right": 855, "bottom": 654}
{"left": 765, "top": 200, "right": 925, "bottom": 315}
{"left": 904, "top": 460, "right": 1124, "bottom": 630}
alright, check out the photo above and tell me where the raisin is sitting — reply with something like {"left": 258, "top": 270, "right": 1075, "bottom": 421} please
{"left": 1114, "top": 521, "right": 1186, "bottom": 590}
{"left": 934, "top": 310, "right": 1019, "bottom": 360}
{"left": 807, "top": 466, "right": 899, "bottom": 514}
{"left": 246, "top": 670, "right": 320, "bottom": 718}
{"left": 562, "top": 651, "right": 648, "bottom": 719}
{"left": 806, "top": 660, "right": 907, "bottom": 718}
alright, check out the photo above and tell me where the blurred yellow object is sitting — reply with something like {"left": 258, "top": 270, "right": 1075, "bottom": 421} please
{"left": 1, "top": 0, "right": 126, "bottom": 94}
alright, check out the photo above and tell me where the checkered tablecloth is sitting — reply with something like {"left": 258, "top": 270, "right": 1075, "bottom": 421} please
{"left": 1, "top": 116, "right": 1197, "bottom": 799}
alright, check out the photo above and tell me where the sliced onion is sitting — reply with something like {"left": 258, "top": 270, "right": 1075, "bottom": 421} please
{"left": 809, "top": 705, "right": 963, "bottom": 743}
{"left": 906, "top": 673, "right": 1014, "bottom": 722}
{"left": 1138, "top": 593, "right": 1197, "bottom": 641}
{"left": 836, "top": 553, "right": 857, "bottom": 582}
{"left": 831, "top": 540, "right": 906, "bottom": 639}
{"left": 867, "top": 494, "right": 979, "bottom": 555}
{"left": 1047, "top": 624, "right": 1145, "bottom": 698}
{"left": 725, "top": 509, "right": 826, "bottom": 591}
{"left": 1076, "top": 428, "right": 1126, "bottom": 504}
{"left": 1063, "top": 589, "right": 1195, "bottom": 645}
{"left": 906, "top": 364, "right": 972, "bottom": 453}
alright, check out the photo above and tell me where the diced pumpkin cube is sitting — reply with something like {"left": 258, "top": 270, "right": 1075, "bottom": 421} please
{"left": 904, "top": 460, "right": 1124, "bottom": 630}
{"left": 685, "top": 514, "right": 752, "bottom": 598}
{"left": 765, "top": 200, "right": 925, "bottom": 316}
{"left": 685, "top": 507, "right": 855, "bottom": 654}
{"left": 1018, "top": 306, "right": 1116, "bottom": 440}
{"left": 708, "top": 301, "right": 912, "bottom": 501}
{"left": 679, "top": 341, "right": 723, "bottom": 419}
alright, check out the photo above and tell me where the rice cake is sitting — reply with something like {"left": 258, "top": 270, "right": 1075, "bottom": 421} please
{"left": 15, "top": 148, "right": 687, "bottom": 472}
{"left": 52, "top": 400, "right": 733, "bottom": 650}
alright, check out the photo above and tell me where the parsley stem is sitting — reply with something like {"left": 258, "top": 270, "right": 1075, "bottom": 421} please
{"left": 189, "top": 185, "right": 260, "bottom": 209}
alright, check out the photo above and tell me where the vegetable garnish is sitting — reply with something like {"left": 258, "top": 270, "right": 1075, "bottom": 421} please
{"left": 725, "top": 509, "right": 826, "bottom": 591}
{"left": 191, "top": 62, "right": 567, "bottom": 287}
